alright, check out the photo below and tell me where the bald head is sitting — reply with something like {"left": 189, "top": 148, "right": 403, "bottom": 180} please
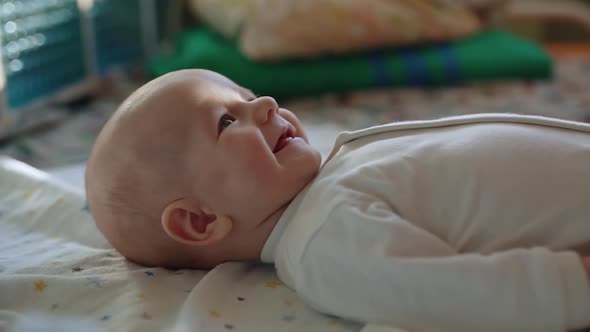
{"left": 86, "top": 69, "right": 319, "bottom": 269}
{"left": 86, "top": 69, "right": 231, "bottom": 268}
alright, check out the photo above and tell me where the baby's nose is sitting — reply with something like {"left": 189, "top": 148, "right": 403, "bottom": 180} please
{"left": 252, "top": 96, "right": 279, "bottom": 124}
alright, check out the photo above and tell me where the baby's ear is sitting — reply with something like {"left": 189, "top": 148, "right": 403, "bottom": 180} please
{"left": 161, "top": 199, "right": 232, "bottom": 246}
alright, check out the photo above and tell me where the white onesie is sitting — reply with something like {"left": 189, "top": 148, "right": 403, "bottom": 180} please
{"left": 261, "top": 114, "right": 590, "bottom": 332}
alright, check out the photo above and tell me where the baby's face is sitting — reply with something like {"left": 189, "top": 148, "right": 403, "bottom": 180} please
{"left": 177, "top": 72, "right": 322, "bottom": 232}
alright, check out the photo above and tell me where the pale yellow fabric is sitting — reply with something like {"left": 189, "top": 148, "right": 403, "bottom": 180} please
{"left": 189, "top": 0, "right": 483, "bottom": 60}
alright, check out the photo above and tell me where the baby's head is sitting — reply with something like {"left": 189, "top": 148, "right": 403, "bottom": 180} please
{"left": 86, "top": 69, "right": 321, "bottom": 269}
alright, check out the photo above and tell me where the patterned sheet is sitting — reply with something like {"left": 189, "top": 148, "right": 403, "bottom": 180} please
{"left": 0, "top": 157, "right": 206, "bottom": 332}
{"left": 176, "top": 263, "right": 367, "bottom": 332}
{"left": 0, "top": 157, "right": 375, "bottom": 332}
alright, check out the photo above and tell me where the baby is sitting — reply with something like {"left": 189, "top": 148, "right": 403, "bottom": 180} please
{"left": 86, "top": 69, "right": 590, "bottom": 332}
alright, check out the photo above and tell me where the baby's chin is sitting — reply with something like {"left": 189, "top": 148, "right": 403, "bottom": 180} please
{"left": 294, "top": 150, "right": 322, "bottom": 191}
{"left": 308, "top": 146, "right": 323, "bottom": 171}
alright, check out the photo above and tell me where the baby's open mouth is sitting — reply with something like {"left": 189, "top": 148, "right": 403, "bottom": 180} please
{"left": 273, "top": 128, "right": 294, "bottom": 153}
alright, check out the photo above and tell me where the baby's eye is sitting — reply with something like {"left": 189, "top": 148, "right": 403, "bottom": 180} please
{"left": 218, "top": 114, "right": 235, "bottom": 134}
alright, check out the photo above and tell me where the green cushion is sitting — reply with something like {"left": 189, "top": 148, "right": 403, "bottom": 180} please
{"left": 148, "top": 28, "right": 553, "bottom": 98}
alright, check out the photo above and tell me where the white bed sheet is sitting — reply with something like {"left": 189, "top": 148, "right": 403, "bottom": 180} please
{"left": 0, "top": 157, "right": 381, "bottom": 332}
{"left": 0, "top": 157, "right": 206, "bottom": 332}
{"left": 44, "top": 163, "right": 87, "bottom": 193}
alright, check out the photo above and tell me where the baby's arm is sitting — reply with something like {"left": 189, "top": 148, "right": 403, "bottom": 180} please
{"left": 304, "top": 247, "right": 590, "bottom": 332}
{"left": 299, "top": 204, "right": 590, "bottom": 332}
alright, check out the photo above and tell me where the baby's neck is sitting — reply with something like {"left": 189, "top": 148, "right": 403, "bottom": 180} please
{"left": 231, "top": 204, "right": 288, "bottom": 262}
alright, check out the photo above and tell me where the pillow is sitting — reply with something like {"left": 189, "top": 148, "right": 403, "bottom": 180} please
{"left": 188, "top": 0, "right": 483, "bottom": 60}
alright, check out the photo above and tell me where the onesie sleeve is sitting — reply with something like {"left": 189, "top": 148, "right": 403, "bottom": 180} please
{"left": 296, "top": 203, "right": 590, "bottom": 332}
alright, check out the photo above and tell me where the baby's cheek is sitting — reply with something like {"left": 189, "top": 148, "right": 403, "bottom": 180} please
{"left": 249, "top": 160, "right": 280, "bottom": 187}
{"left": 236, "top": 147, "right": 277, "bottom": 181}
